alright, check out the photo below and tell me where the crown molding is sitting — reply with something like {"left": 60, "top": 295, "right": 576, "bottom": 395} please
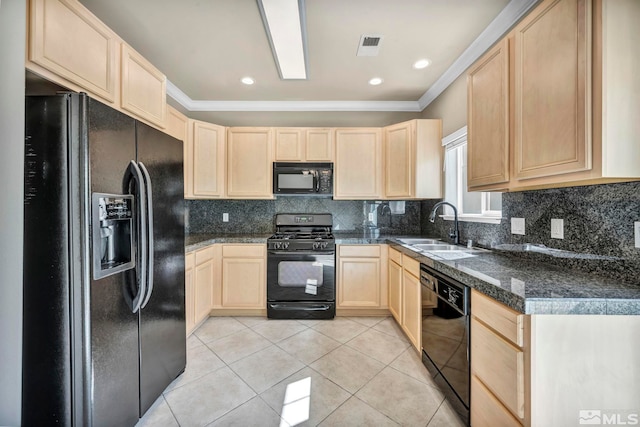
{"left": 167, "top": 80, "right": 421, "bottom": 112}
{"left": 167, "top": 0, "right": 539, "bottom": 113}
{"left": 417, "top": 0, "right": 539, "bottom": 110}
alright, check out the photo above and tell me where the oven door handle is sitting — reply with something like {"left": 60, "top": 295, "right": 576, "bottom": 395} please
{"left": 268, "top": 250, "right": 335, "bottom": 256}
{"left": 268, "top": 303, "right": 332, "bottom": 311}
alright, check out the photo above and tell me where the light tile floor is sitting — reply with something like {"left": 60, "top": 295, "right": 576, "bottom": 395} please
{"left": 136, "top": 316, "right": 465, "bottom": 427}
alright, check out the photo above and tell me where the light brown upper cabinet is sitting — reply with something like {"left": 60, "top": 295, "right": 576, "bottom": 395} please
{"left": 166, "top": 106, "right": 189, "bottom": 142}
{"left": 383, "top": 119, "right": 443, "bottom": 199}
{"left": 28, "top": 0, "right": 119, "bottom": 103}
{"left": 166, "top": 107, "right": 191, "bottom": 197}
{"left": 467, "top": 0, "right": 640, "bottom": 192}
{"left": 120, "top": 44, "right": 167, "bottom": 129}
{"left": 274, "top": 128, "right": 334, "bottom": 162}
{"left": 467, "top": 38, "right": 510, "bottom": 190}
{"left": 334, "top": 128, "right": 383, "bottom": 199}
{"left": 187, "top": 120, "right": 226, "bottom": 199}
{"left": 27, "top": 0, "right": 171, "bottom": 132}
{"left": 226, "top": 127, "right": 274, "bottom": 199}
{"left": 305, "top": 129, "right": 334, "bottom": 161}
{"left": 514, "top": 0, "right": 590, "bottom": 180}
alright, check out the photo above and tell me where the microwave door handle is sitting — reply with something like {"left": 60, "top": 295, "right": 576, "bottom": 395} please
{"left": 313, "top": 170, "right": 319, "bottom": 192}
{"left": 124, "top": 160, "right": 147, "bottom": 313}
{"left": 139, "top": 162, "right": 154, "bottom": 309}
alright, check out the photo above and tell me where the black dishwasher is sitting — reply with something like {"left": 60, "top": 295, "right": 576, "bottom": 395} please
{"left": 420, "top": 264, "right": 470, "bottom": 425}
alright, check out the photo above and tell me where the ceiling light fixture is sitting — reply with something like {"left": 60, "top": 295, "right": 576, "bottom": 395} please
{"left": 368, "top": 77, "right": 384, "bottom": 86}
{"left": 257, "top": 0, "right": 308, "bottom": 80}
{"left": 241, "top": 77, "right": 255, "bottom": 85}
{"left": 413, "top": 59, "right": 431, "bottom": 69}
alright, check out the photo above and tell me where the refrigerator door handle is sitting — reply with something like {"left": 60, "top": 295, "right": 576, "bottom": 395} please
{"left": 124, "top": 160, "right": 147, "bottom": 313}
{"left": 139, "top": 162, "right": 154, "bottom": 309}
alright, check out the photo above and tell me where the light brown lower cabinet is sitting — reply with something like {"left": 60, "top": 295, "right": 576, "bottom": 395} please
{"left": 185, "top": 252, "right": 195, "bottom": 335}
{"left": 387, "top": 247, "right": 426, "bottom": 352}
{"left": 387, "top": 249, "right": 403, "bottom": 322}
{"left": 219, "top": 244, "right": 266, "bottom": 310}
{"left": 401, "top": 265, "right": 421, "bottom": 351}
{"left": 337, "top": 245, "right": 388, "bottom": 311}
{"left": 193, "top": 246, "right": 215, "bottom": 327}
{"left": 471, "top": 375, "right": 522, "bottom": 427}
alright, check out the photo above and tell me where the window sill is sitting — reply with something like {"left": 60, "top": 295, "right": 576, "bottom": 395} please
{"left": 440, "top": 214, "right": 502, "bottom": 225}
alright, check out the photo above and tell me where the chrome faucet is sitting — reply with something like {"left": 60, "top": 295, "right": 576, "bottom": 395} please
{"left": 429, "top": 201, "right": 459, "bottom": 245}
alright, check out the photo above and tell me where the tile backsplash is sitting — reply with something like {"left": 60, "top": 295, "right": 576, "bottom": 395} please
{"left": 187, "top": 198, "right": 422, "bottom": 235}
{"left": 421, "top": 181, "right": 640, "bottom": 284}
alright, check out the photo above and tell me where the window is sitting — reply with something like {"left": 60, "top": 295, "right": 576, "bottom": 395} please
{"left": 441, "top": 127, "right": 502, "bottom": 224}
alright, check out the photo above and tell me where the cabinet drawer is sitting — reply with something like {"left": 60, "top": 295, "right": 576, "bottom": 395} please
{"left": 222, "top": 244, "right": 265, "bottom": 258}
{"left": 388, "top": 247, "right": 403, "bottom": 264}
{"left": 471, "top": 317, "right": 524, "bottom": 419}
{"left": 195, "top": 246, "right": 215, "bottom": 265}
{"left": 402, "top": 256, "right": 420, "bottom": 277}
{"left": 472, "top": 289, "right": 523, "bottom": 346}
{"left": 338, "top": 245, "right": 381, "bottom": 258}
{"left": 471, "top": 375, "right": 522, "bottom": 427}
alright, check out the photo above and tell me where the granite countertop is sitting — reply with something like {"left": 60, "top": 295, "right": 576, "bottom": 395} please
{"left": 185, "top": 233, "right": 272, "bottom": 252}
{"left": 185, "top": 232, "right": 640, "bottom": 315}
{"left": 387, "top": 239, "right": 640, "bottom": 316}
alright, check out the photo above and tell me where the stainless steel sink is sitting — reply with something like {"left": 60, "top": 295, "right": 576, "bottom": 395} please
{"left": 397, "top": 238, "right": 442, "bottom": 245}
{"left": 413, "top": 244, "right": 460, "bottom": 251}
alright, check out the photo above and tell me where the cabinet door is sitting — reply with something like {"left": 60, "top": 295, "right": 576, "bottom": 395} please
{"left": 388, "top": 259, "right": 402, "bottom": 322}
{"left": 227, "top": 128, "right": 273, "bottom": 198}
{"left": 514, "top": 0, "right": 591, "bottom": 180}
{"left": 192, "top": 121, "right": 226, "bottom": 198}
{"left": 185, "top": 253, "right": 195, "bottom": 335}
{"left": 306, "top": 129, "right": 333, "bottom": 161}
{"left": 402, "top": 270, "right": 421, "bottom": 351}
{"left": 384, "top": 122, "right": 413, "bottom": 198}
{"left": 467, "top": 38, "right": 510, "bottom": 189}
{"left": 121, "top": 44, "right": 167, "bottom": 128}
{"left": 221, "top": 258, "right": 266, "bottom": 309}
{"left": 166, "top": 106, "right": 188, "bottom": 142}
{"left": 334, "top": 128, "right": 383, "bottom": 199}
{"left": 194, "top": 257, "right": 214, "bottom": 325}
{"left": 275, "top": 128, "right": 304, "bottom": 161}
{"left": 28, "top": 0, "right": 118, "bottom": 102}
{"left": 338, "top": 258, "right": 381, "bottom": 307}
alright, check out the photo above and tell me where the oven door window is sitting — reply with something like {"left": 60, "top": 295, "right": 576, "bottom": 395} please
{"left": 267, "top": 253, "right": 335, "bottom": 301}
{"left": 278, "top": 261, "right": 324, "bottom": 287}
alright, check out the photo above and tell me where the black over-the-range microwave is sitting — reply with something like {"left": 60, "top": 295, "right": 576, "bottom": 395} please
{"left": 273, "top": 162, "right": 333, "bottom": 196}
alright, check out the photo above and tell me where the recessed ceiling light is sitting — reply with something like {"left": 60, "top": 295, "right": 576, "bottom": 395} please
{"left": 413, "top": 59, "right": 431, "bottom": 69}
{"left": 241, "top": 77, "right": 255, "bottom": 85}
{"left": 368, "top": 77, "right": 384, "bottom": 86}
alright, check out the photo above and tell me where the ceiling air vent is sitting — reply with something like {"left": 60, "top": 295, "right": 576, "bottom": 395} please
{"left": 356, "top": 34, "right": 384, "bottom": 56}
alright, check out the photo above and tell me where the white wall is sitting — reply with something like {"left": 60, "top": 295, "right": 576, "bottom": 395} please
{"left": 421, "top": 72, "right": 467, "bottom": 136}
{"left": 0, "top": 0, "right": 25, "bottom": 425}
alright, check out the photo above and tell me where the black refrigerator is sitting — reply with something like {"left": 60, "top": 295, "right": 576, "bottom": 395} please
{"left": 23, "top": 93, "right": 186, "bottom": 426}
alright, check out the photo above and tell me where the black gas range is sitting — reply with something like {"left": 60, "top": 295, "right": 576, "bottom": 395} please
{"left": 266, "top": 214, "right": 336, "bottom": 319}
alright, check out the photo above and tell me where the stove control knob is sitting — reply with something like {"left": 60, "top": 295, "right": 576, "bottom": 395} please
{"left": 312, "top": 242, "right": 320, "bottom": 250}
{"left": 321, "top": 242, "right": 328, "bottom": 249}
{"left": 283, "top": 242, "right": 289, "bottom": 249}
{"left": 274, "top": 242, "right": 282, "bottom": 250}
